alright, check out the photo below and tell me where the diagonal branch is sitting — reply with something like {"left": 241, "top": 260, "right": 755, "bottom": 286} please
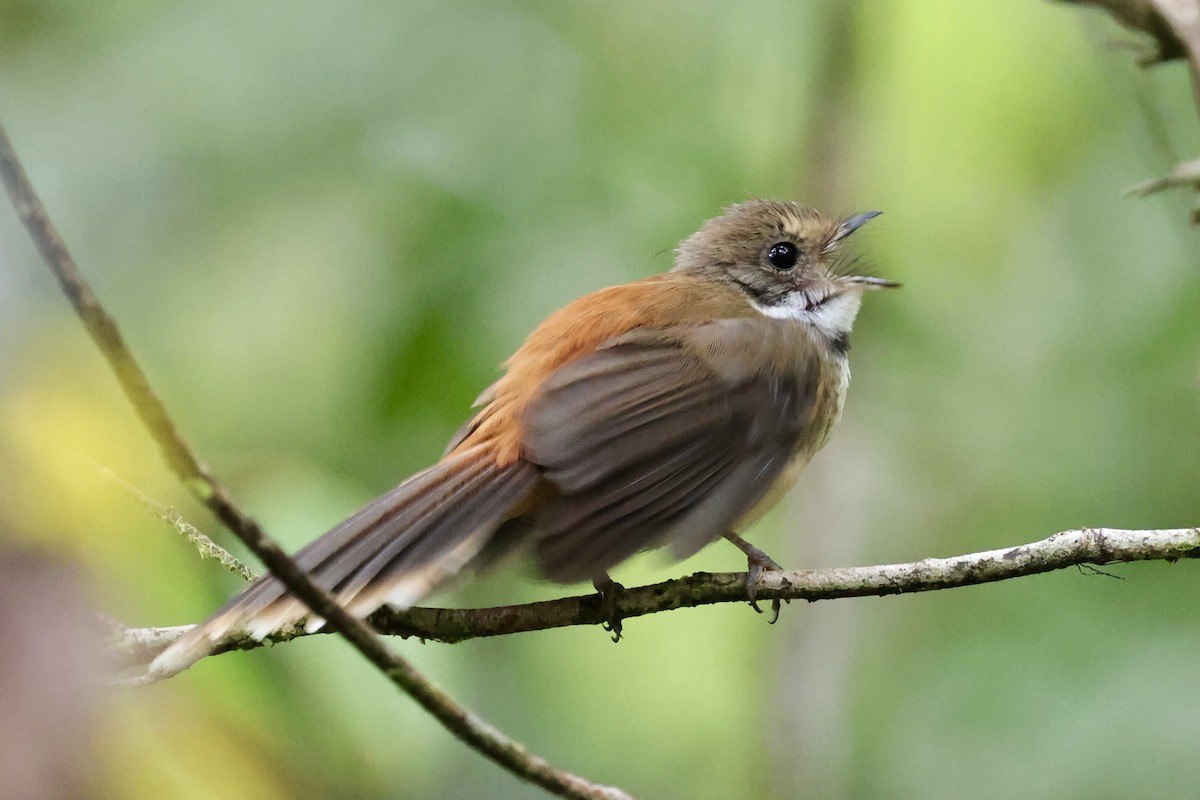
{"left": 0, "top": 125, "right": 256, "bottom": 519}
{"left": 0, "top": 120, "right": 629, "bottom": 800}
{"left": 111, "top": 526, "right": 1200, "bottom": 668}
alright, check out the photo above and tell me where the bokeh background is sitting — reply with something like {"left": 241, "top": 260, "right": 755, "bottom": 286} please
{"left": 2, "top": 2, "right": 1199, "bottom": 798}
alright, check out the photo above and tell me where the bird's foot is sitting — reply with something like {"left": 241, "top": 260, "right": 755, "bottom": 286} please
{"left": 724, "top": 532, "right": 788, "bottom": 624}
{"left": 592, "top": 574, "right": 625, "bottom": 642}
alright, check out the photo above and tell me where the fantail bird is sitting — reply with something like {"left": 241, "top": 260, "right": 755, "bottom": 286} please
{"left": 149, "top": 199, "right": 894, "bottom": 678}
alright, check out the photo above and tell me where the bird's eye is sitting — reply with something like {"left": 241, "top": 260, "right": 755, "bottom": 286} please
{"left": 767, "top": 242, "right": 799, "bottom": 270}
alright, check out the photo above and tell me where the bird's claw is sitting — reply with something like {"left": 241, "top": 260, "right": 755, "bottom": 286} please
{"left": 729, "top": 535, "right": 787, "bottom": 624}
{"left": 593, "top": 576, "right": 625, "bottom": 642}
{"left": 746, "top": 557, "right": 785, "bottom": 623}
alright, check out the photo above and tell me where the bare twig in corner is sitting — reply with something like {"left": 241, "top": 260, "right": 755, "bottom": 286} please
{"left": 0, "top": 121, "right": 629, "bottom": 800}
{"left": 1057, "top": 0, "right": 1200, "bottom": 220}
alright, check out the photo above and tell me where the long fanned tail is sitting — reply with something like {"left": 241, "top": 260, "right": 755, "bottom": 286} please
{"left": 149, "top": 447, "right": 538, "bottom": 678}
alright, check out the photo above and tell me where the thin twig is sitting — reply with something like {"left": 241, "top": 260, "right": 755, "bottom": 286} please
{"left": 112, "top": 526, "right": 1200, "bottom": 667}
{"left": 0, "top": 120, "right": 628, "bottom": 800}
{"left": 93, "top": 463, "right": 259, "bottom": 582}
{"left": 1125, "top": 157, "right": 1200, "bottom": 196}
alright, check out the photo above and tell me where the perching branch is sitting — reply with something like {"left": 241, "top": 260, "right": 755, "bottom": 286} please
{"left": 110, "top": 526, "right": 1200, "bottom": 669}
{"left": 0, "top": 120, "right": 629, "bottom": 800}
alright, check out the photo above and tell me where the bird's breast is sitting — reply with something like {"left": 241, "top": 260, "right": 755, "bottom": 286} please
{"left": 735, "top": 347, "right": 851, "bottom": 531}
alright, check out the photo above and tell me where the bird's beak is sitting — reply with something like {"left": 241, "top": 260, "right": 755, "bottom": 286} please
{"left": 845, "top": 275, "right": 901, "bottom": 289}
{"left": 832, "top": 211, "right": 898, "bottom": 288}
{"left": 833, "top": 210, "right": 882, "bottom": 242}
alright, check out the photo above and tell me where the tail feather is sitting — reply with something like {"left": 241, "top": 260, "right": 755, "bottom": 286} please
{"left": 323, "top": 457, "right": 495, "bottom": 595}
{"left": 335, "top": 463, "right": 537, "bottom": 619}
{"left": 148, "top": 448, "right": 538, "bottom": 679}
{"left": 337, "top": 463, "right": 513, "bottom": 600}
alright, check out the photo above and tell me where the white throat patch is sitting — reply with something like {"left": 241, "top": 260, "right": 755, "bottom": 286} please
{"left": 753, "top": 290, "right": 863, "bottom": 341}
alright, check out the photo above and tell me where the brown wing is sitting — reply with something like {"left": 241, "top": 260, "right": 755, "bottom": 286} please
{"left": 521, "top": 319, "right": 823, "bottom": 583}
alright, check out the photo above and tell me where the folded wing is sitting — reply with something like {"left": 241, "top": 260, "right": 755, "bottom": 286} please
{"left": 522, "top": 319, "right": 823, "bottom": 583}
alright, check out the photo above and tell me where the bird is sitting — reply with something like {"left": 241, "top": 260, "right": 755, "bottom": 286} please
{"left": 149, "top": 199, "right": 895, "bottom": 678}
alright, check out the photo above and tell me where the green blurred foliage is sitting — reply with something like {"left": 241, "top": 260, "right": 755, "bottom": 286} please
{"left": 1, "top": 1, "right": 1198, "bottom": 798}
